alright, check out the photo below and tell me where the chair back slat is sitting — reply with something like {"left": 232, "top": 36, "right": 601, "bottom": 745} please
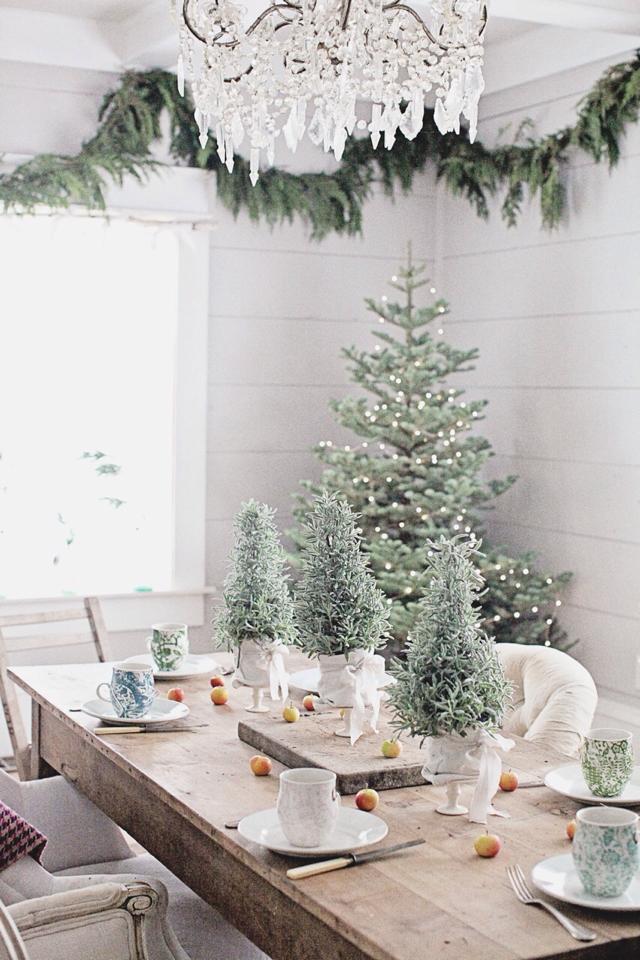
{"left": 0, "top": 597, "right": 111, "bottom": 780}
{"left": 3, "top": 632, "right": 94, "bottom": 654}
{"left": 0, "top": 609, "right": 88, "bottom": 628}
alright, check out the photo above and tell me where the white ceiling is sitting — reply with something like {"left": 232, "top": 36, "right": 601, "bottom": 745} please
{"left": 0, "top": 0, "right": 638, "bottom": 92}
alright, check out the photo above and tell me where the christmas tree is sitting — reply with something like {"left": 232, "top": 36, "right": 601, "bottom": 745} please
{"left": 214, "top": 500, "right": 295, "bottom": 650}
{"left": 389, "top": 536, "right": 509, "bottom": 739}
{"left": 292, "top": 252, "right": 571, "bottom": 649}
{"left": 295, "top": 492, "right": 389, "bottom": 657}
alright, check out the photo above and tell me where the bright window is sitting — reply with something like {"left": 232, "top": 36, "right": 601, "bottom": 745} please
{"left": 0, "top": 215, "right": 179, "bottom": 597}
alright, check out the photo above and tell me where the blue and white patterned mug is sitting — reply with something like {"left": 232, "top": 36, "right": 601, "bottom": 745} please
{"left": 572, "top": 806, "right": 639, "bottom": 898}
{"left": 97, "top": 661, "right": 155, "bottom": 719}
{"left": 147, "top": 623, "right": 189, "bottom": 673}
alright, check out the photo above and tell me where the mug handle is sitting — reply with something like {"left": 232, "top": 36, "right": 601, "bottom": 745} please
{"left": 332, "top": 789, "right": 341, "bottom": 806}
{"left": 146, "top": 636, "right": 153, "bottom": 652}
{"left": 96, "top": 682, "right": 111, "bottom": 703}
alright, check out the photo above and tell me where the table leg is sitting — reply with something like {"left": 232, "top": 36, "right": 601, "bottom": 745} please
{"left": 29, "top": 700, "right": 56, "bottom": 779}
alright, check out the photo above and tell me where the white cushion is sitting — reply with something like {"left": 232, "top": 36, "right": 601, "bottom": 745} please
{"left": 497, "top": 644, "right": 598, "bottom": 757}
{"left": 0, "top": 771, "right": 133, "bottom": 873}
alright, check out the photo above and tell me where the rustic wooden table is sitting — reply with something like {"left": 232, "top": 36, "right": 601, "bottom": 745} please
{"left": 8, "top": 660, "right": 640, "bottom": 960}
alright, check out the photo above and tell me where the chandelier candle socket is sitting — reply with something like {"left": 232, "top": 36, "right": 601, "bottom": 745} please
{"left": 173, "top": 0, "right": 487, "bottom": 181}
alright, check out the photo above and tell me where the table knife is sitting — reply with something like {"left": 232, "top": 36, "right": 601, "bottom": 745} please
{"left": 286, "top": 838, "right": 425, "bottom": 880}
{"left": 94, "top": 724, "right": 207, "bottom": 735}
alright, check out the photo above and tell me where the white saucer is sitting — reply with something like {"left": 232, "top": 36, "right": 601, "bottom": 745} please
{"left": 532, "top": 854, "right": 640, "bottom": 912}
{"left": 237, "top": 806, "right": 388, "bottom": 858}
{"left": 81, "top": 698, "right": 190, "bottom": 725}
{"left": 125, "top": 654, "right": 221, "bottom": 680}
{"left": 545, "top": 763, "right": 640, "bottom": 806}
{"left": 289, "top": 667, "right": 395, "bottom": 695}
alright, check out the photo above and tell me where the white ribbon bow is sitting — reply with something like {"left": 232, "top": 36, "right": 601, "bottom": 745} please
{"left": 256, "top": 642, "right": 290, "bottom": 703}
{"left": 318, "top": 650, "right": 388, "bottom": 744}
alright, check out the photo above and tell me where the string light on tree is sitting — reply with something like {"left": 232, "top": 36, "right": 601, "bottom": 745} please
{"left": 292, "top": 250, "right": 571, "bottom": 648}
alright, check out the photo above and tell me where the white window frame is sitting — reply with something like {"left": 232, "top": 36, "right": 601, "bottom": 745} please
{"left": 1, "top": 164, "right": 213, "bottom": 631}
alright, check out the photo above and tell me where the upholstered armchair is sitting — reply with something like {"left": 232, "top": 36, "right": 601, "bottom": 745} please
{"left": 0, "top": 770, "right": 267, "bottom": 960}
{"left": 6, "top": 880, "right": 188, "bottom": 960}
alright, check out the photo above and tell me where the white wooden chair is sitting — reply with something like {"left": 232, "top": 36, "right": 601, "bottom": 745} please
{"left": 0, "top": 598, "right": 111, "bottom": 780}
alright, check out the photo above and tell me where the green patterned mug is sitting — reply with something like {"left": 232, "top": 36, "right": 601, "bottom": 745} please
{"left": 147, "top": 623, "right": 189, "bottom": 673}
{"left": 573, "top": 806, "right": 639, "bottom": 897}
{"left": 581, "top": 728, "right": 633, "bottom": 798}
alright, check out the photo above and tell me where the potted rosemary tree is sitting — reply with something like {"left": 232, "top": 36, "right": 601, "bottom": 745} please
{"left": 214, "top": 500, "right": 296, "bottom": 712}
{"left": 389, "top": 536, "right": 511, "bottom": 817}
{"left": 295, "top": 492, "right": 390, "bottom": 742}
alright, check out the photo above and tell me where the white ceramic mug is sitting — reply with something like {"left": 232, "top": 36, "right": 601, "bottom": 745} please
{"left": 276, "top": 768, "right": 340, "bottom": 848}
{"left": 572, "top": 806, "right": 639, "bottom": 898}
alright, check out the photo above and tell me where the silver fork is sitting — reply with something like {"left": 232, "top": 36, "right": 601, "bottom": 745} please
{"left": 506, "top": 865, "right": 597, "bottom": 942}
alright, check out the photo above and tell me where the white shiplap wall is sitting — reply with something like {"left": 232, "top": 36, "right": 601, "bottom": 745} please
{"left": 206, "top": 175, "right": 435, "bottom": 588}
{"left": 439, "top": 54, "right": 640, "bottom": 712}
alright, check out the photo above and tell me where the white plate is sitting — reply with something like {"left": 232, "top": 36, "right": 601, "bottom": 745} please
{"left": 81, "top": 698, "right": 190, "bottom": 725}
{"left": 545, "top": 763, "right": 640, "bottom": 806}
{"left": 532, "top": 854, "right": 640, "bottom": 912}
{"left": 125, "top": 654, "right": 221, "bottom": 680}
{"left": 289, "top": 667, "right": 395, "bottom": 695}
{"left": 237, "top": 806, "right": 388, "bottom": 858}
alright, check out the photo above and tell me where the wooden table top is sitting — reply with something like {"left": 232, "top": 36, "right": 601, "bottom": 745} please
{"left": 9, "top": 658, "right": 640, "bottom": 960}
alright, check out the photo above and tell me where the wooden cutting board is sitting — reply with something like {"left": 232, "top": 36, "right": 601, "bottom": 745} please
{"left": 237, "top": 710, "right": 425, "bottom": 794}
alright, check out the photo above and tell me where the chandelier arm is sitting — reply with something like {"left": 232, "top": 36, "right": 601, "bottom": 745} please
{"left": 245, "top": 2, "right": 302, "bottom": 36}
{"left": 182, "top": 0, "right": 207, "bottom": 44}
{"left": 340, "top": 0, "right": 353, "bottom": 30}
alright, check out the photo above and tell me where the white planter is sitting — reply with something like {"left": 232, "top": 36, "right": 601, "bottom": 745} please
{"left": 422, "top": 728, "right": 514, "bottom": 822}
{"left": 232, "top": 638, "right": 289, "bottom": 712}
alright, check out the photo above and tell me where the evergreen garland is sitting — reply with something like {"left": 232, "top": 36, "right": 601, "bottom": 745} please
{"left": 0, "top": 53, "right": 639, "bottom": 238}
{"left": 389, "top": 536, "right": 509, "bottom": 740}
{"left": 214, "top": 500, "right": 295, "bottom": 650}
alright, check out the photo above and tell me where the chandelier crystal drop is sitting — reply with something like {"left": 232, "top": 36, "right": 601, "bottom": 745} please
{"left": 173, "top": 0, "right": 487, "bottom": 183}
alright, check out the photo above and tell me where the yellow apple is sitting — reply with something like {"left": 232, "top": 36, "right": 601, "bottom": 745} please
{"left": 499, "top": 770, "right": 519, "bottom": 792}
{"left": 282, "top": 703, "right": 300, "bottom": 723}
{"left": 474, "top": 833, "right": 502, "bottom": 858}
{"left": 210, "top": 687, "right": 229, "bottom": 705}
{"left": 381, "top": 739, "right": 402, "bottom": 759}
{"left": 302, "top": 694, "right": 316, "bottom": 712}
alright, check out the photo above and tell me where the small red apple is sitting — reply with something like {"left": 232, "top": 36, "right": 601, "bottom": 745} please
{"left": 282, "top": 702, "right": 300, "bottom": 723}
{"left": 210, "top": 676, "right": 225, "bottom": 688}
{"left": 167, "top": 687, "right": 185, "bottom": 702}
{"left": 499, "top": 770, "right": 519, "bottom": 792}
{"left": 381, "top": 739, "right": 402, "bottom": 759}
{"left": 355, "top": 788, "right": 379, "bottom": 812}
{"left": 566, "top": 819, "right": 576, "bottom": 841}
{"left": 210, "top": 687, "right": 229, "bottom": 705}
{"left": 474, "top": 833, "right": 502, "bottom": 858}
{"left": 249, "top": 755, "right": 272, "bottom": 776}
{"left": 302, "top": 694, "right": 315, "bottom": 712}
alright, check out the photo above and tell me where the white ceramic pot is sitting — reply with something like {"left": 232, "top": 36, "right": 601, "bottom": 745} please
{"left": 233, "top": 638, "right": 290, "bottom": 711}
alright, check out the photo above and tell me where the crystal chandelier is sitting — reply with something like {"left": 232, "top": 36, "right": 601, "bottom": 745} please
{"left": 173, "top": 0, "right": 487, "bottom": 183}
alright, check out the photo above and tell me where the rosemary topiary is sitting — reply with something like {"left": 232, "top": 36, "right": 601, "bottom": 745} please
{"left": 214, "top": 500, "right": 295, "bottom": 651}
{"left": 389, "top": 536, "right": 509, "bottom": 740}
{"left": 295, "top": 492, "right": 390, "bottom": 657}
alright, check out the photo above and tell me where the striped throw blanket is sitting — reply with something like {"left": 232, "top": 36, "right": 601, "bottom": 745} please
{"left": 0, "top": 802, "right": 47, "bottom": 871}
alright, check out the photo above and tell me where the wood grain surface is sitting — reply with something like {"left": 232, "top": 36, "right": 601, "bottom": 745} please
{"left": 238, "top": 712, "right": 426, "bottom": 793}
{"left": 8, "top": 658, "right": 640, "bottom": 960}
